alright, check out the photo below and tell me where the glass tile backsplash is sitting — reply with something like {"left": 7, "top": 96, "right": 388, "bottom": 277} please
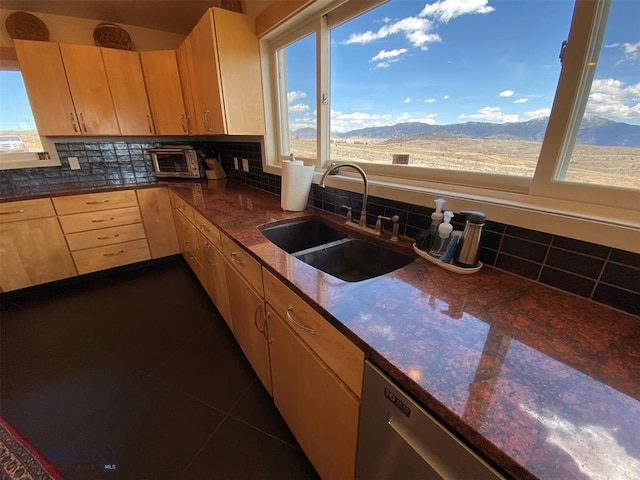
{"left": 0, "top": 139, "right": 637, "bottom": 316}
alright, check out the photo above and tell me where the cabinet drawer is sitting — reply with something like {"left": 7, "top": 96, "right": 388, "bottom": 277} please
{"left": 0, "top": 198, "right": 56, "bottom": 223}
{"left": 194, "top": 210, "right": 222, "bottom": 250}
{"left": 263, "top": 269, "right": 364, "bottom": 398}
{"left": 72, "top": 239, "right": 151, "bottom": 274}
{"left": 169, "top": 191, "right": 195, "bottom": 224}
{"left": 65, "top": 223, "right": 146, "bottom": 251}
{"left": 174, "top": 209, "right": 203, "bottom": 267}
{"left": 221, "top": 234, "right": 263, "bottom": 296}
{"left": 53, "top": 190, "right": 138, "bottom": 215}
{"left": 58, "top": 206, "right": 142, "bottom": 234}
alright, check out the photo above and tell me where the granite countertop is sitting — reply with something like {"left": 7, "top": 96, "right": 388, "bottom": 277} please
{"left": 4, "top": 180, "right": 638, "bottom": 479}
{"left": 168, "top": 180, "right": 639, "bottom": 480}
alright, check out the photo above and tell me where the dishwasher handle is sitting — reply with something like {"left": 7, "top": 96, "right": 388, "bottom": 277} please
{"left": 387, "top": 412, "right": 458, "bottom": 480}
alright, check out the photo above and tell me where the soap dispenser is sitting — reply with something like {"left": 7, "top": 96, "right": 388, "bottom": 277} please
{"left": 429, "top": 211, "right": 454, "bottom": 259}
{"left": 415, "top": 198, "right": 446, "bottom": 251}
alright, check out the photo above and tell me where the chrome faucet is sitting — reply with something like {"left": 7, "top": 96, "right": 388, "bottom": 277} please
{"left": 319, "top": 163, "right": 369, "bottom": 228}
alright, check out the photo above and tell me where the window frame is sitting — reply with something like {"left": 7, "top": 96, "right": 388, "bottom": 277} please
{"left": 260, "top": 0, "right": 639, "bottom": 252}
{"left": 0, "top": 58, "right": 61, "bottom": 170}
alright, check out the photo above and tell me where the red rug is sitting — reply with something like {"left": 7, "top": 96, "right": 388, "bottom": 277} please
{"left": 0, "top": 416, "right": 65, "bottom": 480}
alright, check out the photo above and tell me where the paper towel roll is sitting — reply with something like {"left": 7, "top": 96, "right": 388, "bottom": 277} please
{"left": 281, "top": 160, "right": 314, "bottom": 211}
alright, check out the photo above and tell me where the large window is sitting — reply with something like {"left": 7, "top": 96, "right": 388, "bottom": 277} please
{"left": 0, "top": 70, "right": 43, "bottom": 154}
{"left": 265, "top": 0, "right": 639, "bottom": 209}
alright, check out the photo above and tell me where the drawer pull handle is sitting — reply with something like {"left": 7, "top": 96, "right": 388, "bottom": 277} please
{"left": 92, "top": 217, "right": 115, "bottom": 223}
{"left": 103, "top": 250, "right": 124, "bottom": 257}
{"left": 97, "top": 234, "right": 120, "bottom": 240}
{"left": 230, "top": 252, "right": 244, "bottom": 265}
{"left": 0, "top": 209, "right": 26, "bottom": 215}
{"left": 203, "top": 243, "right": 215, "bottom": 267}
{"left": 200, "top": 224, "right": 209, "bottom": 232}
{"left": 286, "top": 307, "right": 316, "bottom": 335}
{"left": 86, "top": 199, "right": 110, "bottom": 204}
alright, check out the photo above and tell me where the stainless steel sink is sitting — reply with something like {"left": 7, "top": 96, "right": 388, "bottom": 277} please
{"left": 260, "top": 218, "right": 348, "bottom": 254}
{"left": 261, "top": 218, "right": 414, "bottom": 282}
{"left": 293, "top": 238, "right": 414, "bottom": 282}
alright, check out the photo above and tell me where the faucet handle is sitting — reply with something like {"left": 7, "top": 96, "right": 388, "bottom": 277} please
{"left": 390, "top": 215, "right": 400, "bottom": 241}
{"left": 341, "top": 205, "right": 353, "bottom": 223}
{"left": 376, "top": 215, "right": 391, "bottom": 235}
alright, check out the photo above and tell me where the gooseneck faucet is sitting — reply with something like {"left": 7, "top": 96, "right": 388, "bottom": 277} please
{"left": 319, "top": 163, "right": 368, "bottom": 228}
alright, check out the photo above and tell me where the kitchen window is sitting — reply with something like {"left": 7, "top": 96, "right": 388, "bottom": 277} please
{"left": 0, "top": 65, "right": 59, "bottom": 169}
{"left": 262, "top": 0, "right": 639, "bottom": 213}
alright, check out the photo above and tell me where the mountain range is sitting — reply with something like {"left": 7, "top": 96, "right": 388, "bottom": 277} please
{"left": 292, "top": 116, "right": 640, "bottom": 148}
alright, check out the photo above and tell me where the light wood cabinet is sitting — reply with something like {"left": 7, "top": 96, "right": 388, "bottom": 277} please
{"left": 55, "top": 191, "right": 151, "bottom": 275}
{"left": 58, "top": 43, "right": 120, "bottom": 135}
{"left": 140, "top": 50, "right": 189, "bottom": 135}
{"left": 224, "top": 253, "right": 271, "bottom": 394}
{"left": 182, "top": 8, "right": 265, "bottom": 135}
{"left": 136, "top": 188, "right": 180, "bottom": 259}
{"left": 172, "top": 207, "right": 206, "bottom": 284}
{"left": 268, "top": 304, "right": 360, "bottom": 480}
{"left": 0, "top": 198, "right": 76, "bottom": 292}
{"left": 102, "top": 48, "right": 154, "bottom": 135}
{"left": 176, "top": 38, "right": 197, "bottom": 135}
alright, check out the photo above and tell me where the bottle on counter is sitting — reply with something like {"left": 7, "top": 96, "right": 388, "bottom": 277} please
{"left": 415, "top": 198, "right": 446, "bottom": 251}
{"left": 429, "top": 211, "right": 454, "bottom": 259}
{"left": 455, "top": 211, "right": 486, "bottom": 267}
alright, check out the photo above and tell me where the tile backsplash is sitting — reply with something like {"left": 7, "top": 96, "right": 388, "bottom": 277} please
{"left": 1, "top": 139, "right": 637, "bottom": 316}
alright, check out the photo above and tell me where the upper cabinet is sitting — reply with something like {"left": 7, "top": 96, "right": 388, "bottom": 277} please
{"left": 181, "top": 8, "right": 265, "bottom": 136}
{"left": 101, "top": 48, "right": 155, "bottom": 135}
{"left": 58, "top": 43, "right": 120, "bottom": 135}
{"left": 16, "top": 40, "right": 153, "bottom": 136}
{"left": 140, "top": 50, "right": 189, "bottom": 135}
{"left": 14, "top": 40, "right": 80, "bottom": 136}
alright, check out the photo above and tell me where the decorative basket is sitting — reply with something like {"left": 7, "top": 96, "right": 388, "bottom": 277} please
{"left": 5, "top": 11, "right": 49, "bottom": 41}
{"left": 93, "top": 22, "right": 132, "bottom": 50}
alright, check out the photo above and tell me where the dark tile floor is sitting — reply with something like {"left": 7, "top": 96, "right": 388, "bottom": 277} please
{"left": 0, "top": 257, "right": 319, "bottom": 480}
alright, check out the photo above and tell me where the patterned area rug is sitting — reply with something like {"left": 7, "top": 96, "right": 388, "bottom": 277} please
{"left": 0, "top": 416, "right": 65, "bottom": 480}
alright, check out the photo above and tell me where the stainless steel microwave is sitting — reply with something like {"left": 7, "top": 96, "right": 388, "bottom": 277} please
{"left": 149, "top": 145, "right": 204, "bottom": 178}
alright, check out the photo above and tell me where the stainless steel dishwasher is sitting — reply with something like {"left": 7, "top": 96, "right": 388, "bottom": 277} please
{"left": 356, "top": 361, "right": 505, "bottom": 480}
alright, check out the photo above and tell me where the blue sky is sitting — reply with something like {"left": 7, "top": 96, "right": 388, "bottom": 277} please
{"left": 0, "top": 71, "right": 38, "bottom": 131}
{"left": 285, "top": 0, "right": 640, "bottom": 133}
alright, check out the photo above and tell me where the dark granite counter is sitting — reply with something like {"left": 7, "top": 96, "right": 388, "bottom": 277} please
{"left": 3, "top": 179, "right": 638, "bottom": 479}
{"left": 168, "top": 180, "right": 640, "bottom": 480}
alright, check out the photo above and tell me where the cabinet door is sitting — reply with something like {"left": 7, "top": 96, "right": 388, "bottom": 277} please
{"left": 140, "top": 50, "right": 189, "bottom": 135}
{"left": 190, "top": 9, "right": 225, "bottom": 134}
{"left": 268, "top": 306, "right": 359, "bottom": 480}
{"left": 59, "top": 43, "right": 120, "bottom": 135}
{"left": 102, "top": 48, "right": 154, "bottom": 135}
{"left": 0, "top": 217, "right": 77, "bottom": 292}
{"left": 14, "top": 40, "right": 79, "bottom": 136}
{"left": 176, "top": 40, "right": 198, "bottom": 135}
{"left": 224, "top": 260, "right": 271, "bottom": 394}
{"left": 201, "top": 235, "right": 232, "bottom": 328}
{"left": 213, "top": 8, "right": 265, "bottom": 135}
{"left": 136, "top": 188, "right": 180, "bottom": 258}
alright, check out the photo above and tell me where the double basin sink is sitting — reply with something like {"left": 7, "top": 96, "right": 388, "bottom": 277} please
{"left": 260, "top": 218, "right": 415, "bottom": 282}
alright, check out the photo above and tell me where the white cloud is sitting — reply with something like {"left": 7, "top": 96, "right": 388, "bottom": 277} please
{"left": 345, "top": 16, "right": 441, "bottom": 50}
{"left": 459, "top": 106, "right": 520, "bottom": 123}
{"left": 425, "top": 98, "right": 436, "bottom": 103}
{"left": 404, "top": 97, "right": 412, "bottom": 103}
{"left": 419, "top": 0, "right": 495, "bottom": 23}
{"left": 370, "top": 48, "right": 409, "bottom": 68}
{"left": 524, "top": 108, "right": 551, "bottom": 119}
{"left": 608, "top": 41, "right": 640, "bottom": 64}
{"left": 514, "top": 98, "right": 528, "bottom": 104}
{"left": 443, "top": 95, "right": 450, "bottom": 100}
{"left": 289, "top": 103, "right": 310, "bottom": 112}
{"left": 499, "top": 90, "right": 514, "bottom": 97}
{"left": 585, "top": 78, "right": 640, "bottom": 119}
{"left": 287, "top": 90, "right": 307, "bottom": 104}
{"left": 330, "top": 110, "right": 438, "bottom": 132}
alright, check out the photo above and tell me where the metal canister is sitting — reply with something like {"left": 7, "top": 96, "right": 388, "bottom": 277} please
{"left": 454, "top": 211, "right": 486, "bottom": 267}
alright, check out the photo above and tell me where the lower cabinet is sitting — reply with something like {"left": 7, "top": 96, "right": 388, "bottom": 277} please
{"left": 137, "top": 187, "right": 180, "bottom": 258}
{"left": 0, "top": 198, "right": 77, "bottom": 291}
{"left": 267, "top": 304, "right": 360, "bottom": 480}
{"left": 224, "top": 250, "right": 272, "bottom": 395}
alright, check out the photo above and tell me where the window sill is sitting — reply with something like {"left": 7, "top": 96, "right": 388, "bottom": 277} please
{"left": 266, "top": 163, "right": 639, "bottom": 253}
